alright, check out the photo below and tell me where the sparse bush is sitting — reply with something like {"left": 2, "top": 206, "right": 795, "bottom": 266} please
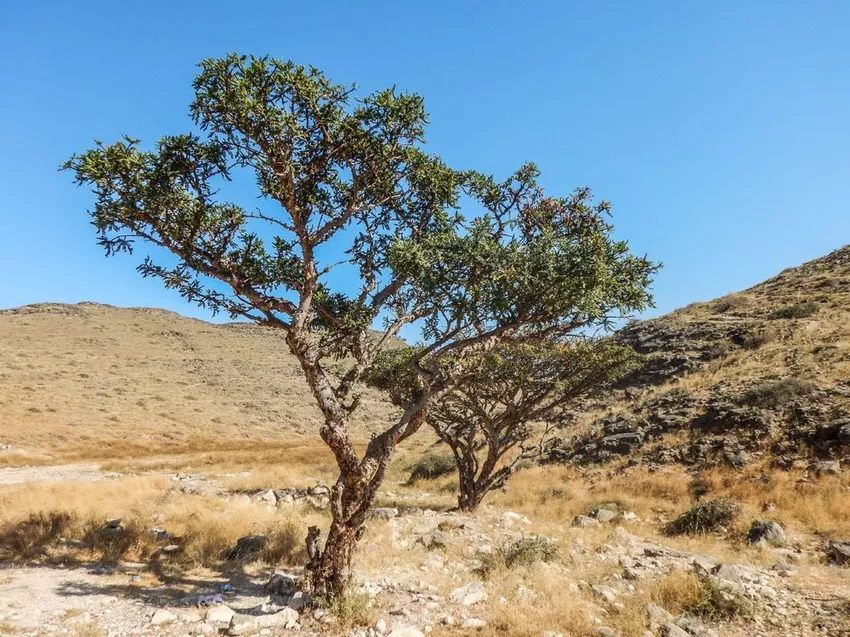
{"left": 769, "top": 301, "right": 820, "bottom": 320}
{"left": 0, "top": 511, "right": 75, "bottom": 560}
{"left": 406, "top": 453, "right": 456, "bottom": 484}
{"left": 327, "top": 590, "right": 374, "bottom": 630}
{"left": 685, "top": 576, "right": 753, "bottom": 619}
{"left": 261, "top": 519, "right": 307, "bottom": 565}
{"left": 740, "top": 377, "right": 814, "bottom": 409}
{"left": 478, "top": 535, "right": 558, "bottom": 577}
{"left": 665, "top": 497, "right": 740, "bottom": 535}
{"left": 688, "top": 476, "right": 712, "bottom": 500}
{"left": 713, "top": 294, "right": 752, "bottom": 314}
{"left": 82, "top": 518, "right": 156, "bottom": 563}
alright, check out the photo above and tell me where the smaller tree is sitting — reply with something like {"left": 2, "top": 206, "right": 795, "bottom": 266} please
{"left": 368, "top": 339, "right": 640, "bottom": 511}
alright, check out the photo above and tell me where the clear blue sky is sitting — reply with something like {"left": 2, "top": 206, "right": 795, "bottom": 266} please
{"left": 1, "top": 1, "right": 848, "bottom": 322}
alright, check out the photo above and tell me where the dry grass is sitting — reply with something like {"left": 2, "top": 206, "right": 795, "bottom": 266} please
{"left": 0, "top": 303, "right": 398, "bottom": 464}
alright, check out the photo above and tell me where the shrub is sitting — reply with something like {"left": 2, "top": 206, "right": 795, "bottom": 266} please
{"left": 327, "top": 590, "right": 374, "bottom": 630}
{"left": 406, "top": 453, "right": 456, "bottom": 484}
{"left": 665, "top": 497, "right": 740, "bottom": 535}
{"left": 769, "top": 301, "right": 820, "bottom": 320}
{"left": 82, "top": 517, "right": 156, "bottom": 563}
{"left": 685, "top": 577, "right": 753, "bottom": 619}
{"left": 0, "top": 510, "right": 75, "bottom": 560}
{"left": 713, "top": 294, "right": 752, "bottom": 314}
{"left": 740, "top": 377, "right": 814, "bottom": 409}
{"left": 477, "top": 535, "right": 558, "bottom": 576}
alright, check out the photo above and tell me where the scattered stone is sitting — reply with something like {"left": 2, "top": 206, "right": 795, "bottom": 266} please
{"left": 646, "top": 604, "right": 673, "bottom": 626}
{"left": 597, "top": 628, "right": 617, "bottom": 637}
{"left": 227, "top": 535, "right": 268, "bottom": 560}
{"left": 375, "top": 618, "right": 387, "bottom": 633}
{"left": 229, "top": 608, "right": 298, "bottom": 635}
{"left": 373, "top": 507, "right": 400, "bottom": 520}
{"left": 591, "top": 585, "right": 617, "bottom": 603}
{"left": 826, "top": 540, "right": 850, "bottom": 566}
{"left": 747, "top": 520, "right": 786, "bottom": 546}
{"left": 661, "top": 624, "right": 689, "bottom": 637}
{"left": 592, "top": 508, "right": 618, "bottom": 523}
{"left": 287, "top": 591, "right": 312, "bottom": 611}
{"left": 449, "top": 581, "right": 488, "bottom": 606}
{"left": 105, "top": 518, "right": 122, "bottom": 529}
{"left": 813, "top": 460, "right": 841, "bottom": 476}
{"left": 206, "top": 605, "right": 235, "bottom": 625}
{"left": 150, "top": 609, "right": 177, "bottom": 626}
{"left": 264, "top": 572, "right": 295, "bottom": 597}
{"left": 572, "top": 515, "right": 600, "bottom": 528}
{"left": 387, "top": 626, "right": 425, "bottom": 637}
{"left": 711, "top": 563, "right": 744, "bottom": 584}
{"left": 461, "top": 618, "right": 487, "bottom": 629}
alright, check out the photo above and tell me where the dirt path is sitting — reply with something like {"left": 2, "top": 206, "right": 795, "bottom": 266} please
{"left": 0, "top": 463, "right": 108, "bottom": 486}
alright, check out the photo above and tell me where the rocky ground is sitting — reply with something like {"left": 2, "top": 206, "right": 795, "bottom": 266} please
{"left": 1, "top": 463, "right": 849, "bottom": 637}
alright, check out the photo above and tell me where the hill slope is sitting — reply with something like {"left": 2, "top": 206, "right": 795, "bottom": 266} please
{"left": 0, "top": 302, "right": 397, "bottom": 460}
{"left": 549, "top": 244, "right": 850, "bottom": 470}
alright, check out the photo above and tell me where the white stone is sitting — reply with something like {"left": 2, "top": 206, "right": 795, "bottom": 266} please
{"left": 461, "top": 618, "right": 486, "bottom": 629}
{"left": 150, "top": 609, "right": 177, "bottom": 625}
{"left": 449, "top": 581, "right": 488, "bottom": 606}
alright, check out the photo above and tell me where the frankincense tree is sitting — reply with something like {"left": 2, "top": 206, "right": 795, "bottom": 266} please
{"left": 65, "top": 54, "right": 657, "bottom": 597}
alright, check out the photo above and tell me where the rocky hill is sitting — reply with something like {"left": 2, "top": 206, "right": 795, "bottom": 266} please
{"left": 548, "top": 244, "right": 850, "bottom": 472}
{"left": 0, "top": 302, "right": 397, "bottom": 461}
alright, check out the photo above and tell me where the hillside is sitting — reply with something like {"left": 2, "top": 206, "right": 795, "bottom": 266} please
{"left": 549, "top": 244, "right": 850, "bottom": 471}
{"left": 0, "top": 302, "right": 398, "bottom": 462}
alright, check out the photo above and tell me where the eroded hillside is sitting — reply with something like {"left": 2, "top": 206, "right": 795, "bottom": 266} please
{"left": 549, "top": 245, "right": 850, "bottom": 470}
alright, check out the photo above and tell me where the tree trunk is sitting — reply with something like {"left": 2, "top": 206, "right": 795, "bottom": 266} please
{"left": 457, "top": 482, "right": 485, "bottom": 512}
{"left": 310, "top": 518, "right": 359, "bottom": 599}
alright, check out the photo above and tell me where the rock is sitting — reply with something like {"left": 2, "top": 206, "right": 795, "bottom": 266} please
{"left": 105, "top": 518, "right": 122, "bottom": 529}
{"left": 375, "top": 618, "right": 387, "bottom": 633}
{"left": 496, "top": 511, "right": 531, "bottom": 526}
{"left": 747, "top": 520, "right": 786, "bottom": 546}
{"left": 813, "top": 460, "right": 840, "bottom": 476}
{"left": 387, "top": 627, "right": 425, "bottom": 637}
{"left": 287, "top": 591, "right": 312, "bottom": 611}
{"left": 771, "top": 562, "right": 797, "bottom": 574}
{"left": 229, "top": 608, "right": 298, "bottom": 635}
{"left": 592, "top": 509, "right": 618, "bottom": 523}
{"left": 597, "top": 628, "right": 617, "bottom": 637}
{"left": 711, "top": 563, "right": 744, "bottom": 584}
{"left": 373, "top": 507, "right": 399, "bottom": 520}
{"left": 572, "top": 515, "right": 600, "bottom": 528}
{"left": 661, "top": 624, "right": 689, "bottom": 637}
{"left": 206, "top": 605, "right": 235, "bottom": 625}
{"left": 264, "top": 572, "right": 295, "bottom": 597}
{"left": 591, "top": 585, "right": 617, "bottom": 602}
{"left": 150, "top": 609, "right": 177, "bottom": 626}
{"left": 461, "top": 618, "right": 486, "bottom": 629}
{"left": 227, "top": 535, "right": 267, "bottom": 560}
{"left": 419, "top": 531, "right": 452, "bottom": 549}
{"left": 645, "top": 604, "right": 673, "bottom": 626}
{"left": 827, "top": 540, "right": 850, "bottom": 566}
{"left": 516, "top": 585, "right": 538, "bottom": 600}
{"left": 838, "top": 422, "right": 850, "bottom": 444}
{"left": 599, "top": 432, "right": 643, "bottom": 454}
{"left": 449, "top": 581, "right": 488, "bottom": 606}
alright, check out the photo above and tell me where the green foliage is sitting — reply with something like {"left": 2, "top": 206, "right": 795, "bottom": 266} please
{"left": 406, "top": 453, "right": 456, "bottom": 484}
{"left": 769, "top": 301, "right": 821, "bottom": 320}
{"left": 740, "top": 377, "right": 814, "bottom": 409}
{"left": 665, "top": 497, "right": 740, "bottom": 535}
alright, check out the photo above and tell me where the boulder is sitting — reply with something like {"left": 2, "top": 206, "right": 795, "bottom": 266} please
{"left": 372, "top": 507, "right": 399, "bottom": 520}
{"left": 461, "top": 618, "right": 487, "bottom": 629}
{"left": 747, "top": 520, "right": 786, "bottom": 546}
{"left": 150, "top": 609, "right": 177, "bottom": 626}
{"left": 264, "top": 572, "right": 295, "bottom": 597}
{"left": 827, "top": 540, "right": 850, "bottom": 566}
{"left": 206, "top": 605, "right": 235, "bottom": 625}
{"left": 226, "top": 535, "right": 267, "bottom": 560}
{"left": 449, "top": 581, "right": 488, "bottom": 606}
